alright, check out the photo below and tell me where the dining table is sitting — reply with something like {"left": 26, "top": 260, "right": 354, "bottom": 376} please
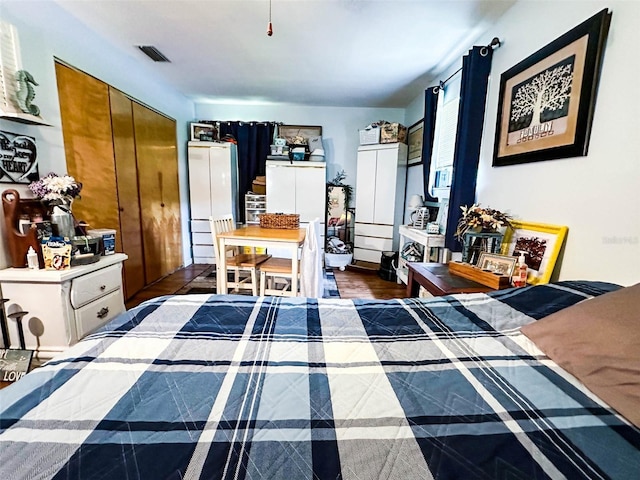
{"left": 216, "top": 225, "right": 307, "bottom": 295}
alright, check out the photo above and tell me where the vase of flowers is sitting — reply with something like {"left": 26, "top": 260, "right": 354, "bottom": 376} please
{"left": 29, "top": 172, "right": 82, "bottom": 210}
{"left": 454, "top": 204, "right": 513, "bottom": 240}
{"left": 29, "top": 173, "right": 82, "bottom": 239}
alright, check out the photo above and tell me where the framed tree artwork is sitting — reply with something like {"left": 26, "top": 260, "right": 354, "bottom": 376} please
{"left": 493, "top": 9, "right": 611, "bottom": 167}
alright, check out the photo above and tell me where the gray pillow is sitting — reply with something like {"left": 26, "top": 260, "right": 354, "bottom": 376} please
{"left": 521, "top": 283, "right": 640, "bottom": 427}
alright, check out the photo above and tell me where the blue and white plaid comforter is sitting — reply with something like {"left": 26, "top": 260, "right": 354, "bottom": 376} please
{"left": 1, "top": 281, "right": 638, "bottom": 479}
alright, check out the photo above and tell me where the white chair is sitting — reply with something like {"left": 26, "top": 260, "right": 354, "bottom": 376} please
{"left": 210, "top": 215, "right": 270, "bottom": 295}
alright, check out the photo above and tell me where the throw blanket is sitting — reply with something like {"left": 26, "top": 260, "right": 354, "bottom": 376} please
{"left": 0, "top": 281, "right": 638, "bottom": 479}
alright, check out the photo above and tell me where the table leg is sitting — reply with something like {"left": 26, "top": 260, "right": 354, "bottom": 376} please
{"left": 218, "top": 238, "right": 228, "bottom": 294}
{"left": 407, "top": 267, "right": 419, "bottom": 298}
{"left": 291, "top": 244, "right": 299, "bottom": 296}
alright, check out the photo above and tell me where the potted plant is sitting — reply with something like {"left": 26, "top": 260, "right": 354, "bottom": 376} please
{"left": 325, "top": 171, "right": 354, "bottom": 270}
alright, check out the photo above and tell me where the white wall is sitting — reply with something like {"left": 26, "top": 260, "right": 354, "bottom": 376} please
{"left": 0, "top": 2, "right": 194, "bottom": 267}
{"left": 195, "top": 103, "right": 405, "bottom": 198}
{"left": 476, "top": 0, "right": 639, "bottom": 285}
{"left": 404, "top": 0, "right": 639, "bottom": 286}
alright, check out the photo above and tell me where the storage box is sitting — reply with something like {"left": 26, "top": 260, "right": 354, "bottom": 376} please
{"left": 380, "top": 123, "right": 407, "bottom": 144}
{"left": 42, "top": 237, "right": 72, "bottom": 270}
{"left": 252, "top": 176, "right": 266, "bottom": 195}
{"left": 87, "top": 228, "right": 116, "bottom": 255}
{"left": 359, "top": 127, "right": 380, "bottom": 145}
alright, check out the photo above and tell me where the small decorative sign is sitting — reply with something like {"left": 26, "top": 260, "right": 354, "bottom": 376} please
{"left": 0, "top": 348, "right": 33, "bottom": 383}
{"left": 0, "top": 130, "right": 39, "bottom": 183}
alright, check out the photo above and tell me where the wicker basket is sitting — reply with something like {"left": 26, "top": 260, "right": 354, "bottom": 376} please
{"left": 259, "top": 213, "right": 300, "bottom": 229}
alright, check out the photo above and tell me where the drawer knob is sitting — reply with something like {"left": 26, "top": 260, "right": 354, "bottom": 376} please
{"left": 97, "top": 307, "right": 109, "bottom": 319}
{"left": 100, "top": 284, "right": 106, "bottom": 291}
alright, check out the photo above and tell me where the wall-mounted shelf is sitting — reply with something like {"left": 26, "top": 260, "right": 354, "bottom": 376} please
{"left": 0, "top": 111, "right": 50, "bottom": 126}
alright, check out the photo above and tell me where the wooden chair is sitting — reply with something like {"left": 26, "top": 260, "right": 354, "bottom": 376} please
{"left": 259, "top": 219, "right": 322, "bottom": 297}
{"left": 259, "top": 258, "right": 301, "bottom": 297}
{"left": 210, "top": 215, "right": 271, "bottom": 295}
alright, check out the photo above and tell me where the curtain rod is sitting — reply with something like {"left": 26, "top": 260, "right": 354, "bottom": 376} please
{"left": 438, "top": 37, "right": 501, "bottom": 90}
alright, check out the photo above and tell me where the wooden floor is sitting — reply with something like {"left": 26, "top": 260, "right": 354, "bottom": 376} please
{"left": 125, "top": 263, "right": 407, "bottom": 309}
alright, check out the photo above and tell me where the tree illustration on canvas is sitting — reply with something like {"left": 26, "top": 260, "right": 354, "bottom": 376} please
{"left": 508, "top": 55, "right": 575, "bottom": 134}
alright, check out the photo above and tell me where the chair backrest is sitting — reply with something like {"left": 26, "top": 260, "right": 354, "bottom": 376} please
{"left": 209, "top": 215, "right": 235, "bottom": 261}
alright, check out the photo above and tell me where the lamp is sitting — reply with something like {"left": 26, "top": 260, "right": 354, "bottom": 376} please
{"left": 407, "top": 194, "right": 424, "bottom": 210}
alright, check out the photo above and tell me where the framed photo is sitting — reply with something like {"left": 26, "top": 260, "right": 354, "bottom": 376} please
{"left": 493, "top": 9, "right": 611, "bottom": 167}
{"left": 407, "top": 120, "right": 424, "bottom": 165}
{"left": 477, "top": 253, "right": 517, "bottom": 277}
{"left": 500, "top": 221, "right": 568, "bottom": 285}
{"left": 277, "top": 125, "right": 322, "bottom": 146}
{"left": 190, "top": 122, "right": 218, "bottom": 142}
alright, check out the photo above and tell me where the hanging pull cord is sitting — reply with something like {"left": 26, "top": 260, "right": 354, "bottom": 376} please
{"left": 267, "top": 0, "right": 273, "bottom": 36}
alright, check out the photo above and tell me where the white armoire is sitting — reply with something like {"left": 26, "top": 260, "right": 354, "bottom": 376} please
{"left": 265, "top": 160, "right": 326, "bottom": 224}
{"left": 188, "top": 141, "right": 239, "bottom": 263}
{"left": 354, "top": 143, "right": 408, "bottom": 263}
{"left": 266, "top": 160, "right": 326, "bottom": 255}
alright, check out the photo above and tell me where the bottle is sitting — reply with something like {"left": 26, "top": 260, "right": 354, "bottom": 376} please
{"left": 27, "top": 246, "right": 39, "bottom": 270}
{"left": 513, "top": 251, "right": 528, "bottom": 287}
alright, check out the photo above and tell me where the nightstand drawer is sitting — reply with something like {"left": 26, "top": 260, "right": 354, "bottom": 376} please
{"left": 70, "top": 264, "right": 122, "bottom": 308}
{"left": 74, "top": 289, "right": 125, "bottom": 339}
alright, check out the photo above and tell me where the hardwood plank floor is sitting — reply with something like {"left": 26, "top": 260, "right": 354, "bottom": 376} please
{"left": 125, "top": 263, "right": 407, "bottom": 309}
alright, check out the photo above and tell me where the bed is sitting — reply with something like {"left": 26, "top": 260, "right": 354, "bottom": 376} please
{"left": 1, "top": 281, "right": 638, "bottom": 479}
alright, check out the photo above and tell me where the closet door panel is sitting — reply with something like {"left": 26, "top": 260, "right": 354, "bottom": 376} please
{"left": 109, "top": 88, "right": 145, "bottom": 298}
{"left": 373, "top": 148, "right": 398, "bottom": 226}
{"left": 355, "top": 150, "right": 377, "bottom": 224}
{"left": 55, "top": 63, "right": 120, "bottom": 234}
{"left": 133, "top": 103, "right": 182, "bottom": 283}
{"left": 295, "top": 166, "right": 325, "bottom": 223}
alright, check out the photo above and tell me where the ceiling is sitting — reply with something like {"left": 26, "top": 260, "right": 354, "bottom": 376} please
{"left": 54, "top": 0, "right": 515, "bottom": 108}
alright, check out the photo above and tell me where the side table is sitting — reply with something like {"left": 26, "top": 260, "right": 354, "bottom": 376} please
{"left": 406, "top": 262, "right": 495, "bottom": 297}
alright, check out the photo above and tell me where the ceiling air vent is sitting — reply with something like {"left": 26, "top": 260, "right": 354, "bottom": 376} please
{"left": 137, "top": 45, "right": 170, "bottom": 62}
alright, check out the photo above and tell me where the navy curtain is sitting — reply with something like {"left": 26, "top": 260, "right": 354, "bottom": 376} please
{"left": 218, "top": 121, "right": 276, "bottom": 223}
{"left": 444, "top": 46, "right": 494, "bottom": 250}
{"left": 422, "top": 86, "right": 440, "bottom": 202}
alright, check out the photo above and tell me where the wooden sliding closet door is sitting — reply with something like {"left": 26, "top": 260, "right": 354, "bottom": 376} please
{"left": 109, "top": 88, "right": 145, "bottom": 297}
{"left": 132, "top": 102, "right": 182, "bottom": 283}
{"left": 55, "top": 62, "right": 120, "bottom": 234}
{"left": 55, "top": 61, "right": 182, "bottom": 297}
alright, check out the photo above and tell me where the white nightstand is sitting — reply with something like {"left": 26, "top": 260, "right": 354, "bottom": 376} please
{"left": 0, "top": 253, "right": 128, "bottom": 359}
{"left": 397, "top": 225, "right": 445, "bottom": 285}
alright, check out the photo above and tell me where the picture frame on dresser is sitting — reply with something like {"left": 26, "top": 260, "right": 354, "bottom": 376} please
{"left": 190, "top": 122, "right": 218, "bottom": 142}
{"left": 477, "top": 253, "right": 518, "bottom": 277}
{"left": 500, "top": 221, "right": 568, "bottom": 285}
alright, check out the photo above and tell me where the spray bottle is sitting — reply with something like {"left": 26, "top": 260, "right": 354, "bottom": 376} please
{"left": 513, "top": 251, "right": 528, "bottom": 287}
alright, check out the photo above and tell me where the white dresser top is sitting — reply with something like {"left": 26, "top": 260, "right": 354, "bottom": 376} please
{"left": 0, "top": 253, "right": 128, "bottom": 283}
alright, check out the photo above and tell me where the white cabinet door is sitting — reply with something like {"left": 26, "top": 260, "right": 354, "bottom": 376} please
{"left": 355, "top": 150, "right": 377, "bottom": 224}
{"left": 188, "top": 147, "right": 212, "bottom": 220}
{"left": 296, "top": 166, "right": 325, "bottom": 223}
{"left": 373, "top": 147, "right": 398, "bottom": 225}
{"left": 208, "top": 146, "right": 233, "bottom": 220}
{"left": 266, "top": 164, "right": 296, "bottom": 214}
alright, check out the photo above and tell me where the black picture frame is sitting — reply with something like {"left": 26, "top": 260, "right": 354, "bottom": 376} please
{"left": 407, "top": 120, "right": 424, "bottom": 166}
{"left": 492, "top": 9, "right": 611, "bottom": 167}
